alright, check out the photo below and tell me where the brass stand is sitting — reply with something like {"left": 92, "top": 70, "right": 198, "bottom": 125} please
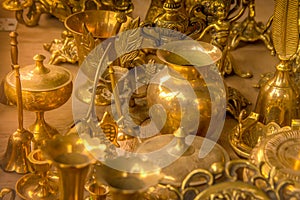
{"left": 230, "top": 0, "right": 274, "bottom": 54}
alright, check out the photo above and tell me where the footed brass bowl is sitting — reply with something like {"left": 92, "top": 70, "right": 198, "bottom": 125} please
{"left": 4, "top": 54, "right": 73, "bottom": 112}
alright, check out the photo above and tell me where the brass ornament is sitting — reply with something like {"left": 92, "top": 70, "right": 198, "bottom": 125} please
{"left": 165, "top": 159, "right": 298, "bottom": 200}
{"left": 41, "top": 133, "right": 96, "bottom": 200}
{"left": 95, "top": 156, "right": 162, "bottom": 200}
{"left": 196, "top": 0, "right": 252, "bottom": 78}
{"left": 229, "top": 0, "right": 300, "bottom": 157}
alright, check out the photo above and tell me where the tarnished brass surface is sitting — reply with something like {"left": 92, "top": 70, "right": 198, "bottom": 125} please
{"left": 0, "top": 188, "right": 15, "bottom": 200}
{"left": 249, "top": 130, "right": 300, "bottom": 194}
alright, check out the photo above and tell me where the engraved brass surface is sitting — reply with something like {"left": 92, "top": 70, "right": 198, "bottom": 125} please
{"left": 249, "top": 130, "right": 300, "bottom": 194}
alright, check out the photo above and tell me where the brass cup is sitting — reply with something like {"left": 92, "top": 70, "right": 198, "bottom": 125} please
{"left": 64, "top": 10, "right": 131, "bottom": 67}
{"left": 85, "top": 182, "right": 109, "bottom": 200}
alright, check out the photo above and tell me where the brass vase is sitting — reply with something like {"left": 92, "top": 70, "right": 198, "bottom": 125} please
{"left": 41, "top": 133, "right": 95, "bottom": 200}
{"left": 147, "top": 40, "right": 226, "bottom": 136}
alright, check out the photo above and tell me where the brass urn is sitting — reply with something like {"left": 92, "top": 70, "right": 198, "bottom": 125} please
{"left": 4, "top": 54, "right": 73, "bottom": 148}
{"left": 147, "top": 40, "right": 226, "bottom": 136}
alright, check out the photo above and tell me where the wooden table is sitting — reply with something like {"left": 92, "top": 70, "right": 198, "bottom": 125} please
{"left": 0, "top": 0, "right": 277, "bottom": 199}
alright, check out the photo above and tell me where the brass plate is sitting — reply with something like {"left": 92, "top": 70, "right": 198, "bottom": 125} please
{"left": 16, "top": 174, "right": 59, "bottom": 200}
{"left": 137, "top": 135, "right": 230, "bottom": 187}
{"left": 229, "top": 121, "right": 291, "bottom": 158}
{"left": 249, "top": 130, "right": 300, "bottom": 192}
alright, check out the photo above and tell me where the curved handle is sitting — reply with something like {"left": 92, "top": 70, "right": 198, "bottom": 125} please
{"left": 0, "top": 188, "right": 16, "bottom": 200}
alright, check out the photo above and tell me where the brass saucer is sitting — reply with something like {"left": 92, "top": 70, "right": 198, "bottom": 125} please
{"left": 16, "top": 173, "right": 59, "bottom": 200}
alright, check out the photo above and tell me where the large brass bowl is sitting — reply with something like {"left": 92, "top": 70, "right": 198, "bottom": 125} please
{"left": 4, "top": 54, "right": 73, "bottom": 112}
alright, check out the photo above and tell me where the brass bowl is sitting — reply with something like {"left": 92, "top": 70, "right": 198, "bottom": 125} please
{"left": 64, "top": 9, "right": 132, "bottom": 68}
{"left": 4, "top": 54, "right": 73, "bottom": 112}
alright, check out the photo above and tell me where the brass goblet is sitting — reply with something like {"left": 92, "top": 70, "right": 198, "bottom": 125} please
{"left": 64, "top": 10, "right": 131, "bottom": 106}
{"left": 4, "top": 54, "right": 73, "bottom": 148}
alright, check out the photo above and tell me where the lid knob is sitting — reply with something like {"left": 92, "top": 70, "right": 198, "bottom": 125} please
{"left": 33, "top": 54, "right": 50, "bottom": 74}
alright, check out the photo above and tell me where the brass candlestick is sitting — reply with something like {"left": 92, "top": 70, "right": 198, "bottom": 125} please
{"left": 16, "top": 149, "right": 59, "bottom": 199}
{"left": 1, "top": 64, "right": 33, "bottom": 173}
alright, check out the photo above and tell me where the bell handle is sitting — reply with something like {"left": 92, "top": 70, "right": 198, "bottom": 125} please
{"left": 13, "top": 64, "right": 24, "bottom": 130}
{"left": 9, "top": 31, "right": 18, "bottom": 67}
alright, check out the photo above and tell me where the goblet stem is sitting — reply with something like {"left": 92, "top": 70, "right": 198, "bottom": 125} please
{"left": 29, "top": 111, "right": 59, "bottom": 148}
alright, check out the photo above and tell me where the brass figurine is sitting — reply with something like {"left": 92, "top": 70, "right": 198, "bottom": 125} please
{"left": 196, "top": 0, "right": 252, "bottom": 78}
